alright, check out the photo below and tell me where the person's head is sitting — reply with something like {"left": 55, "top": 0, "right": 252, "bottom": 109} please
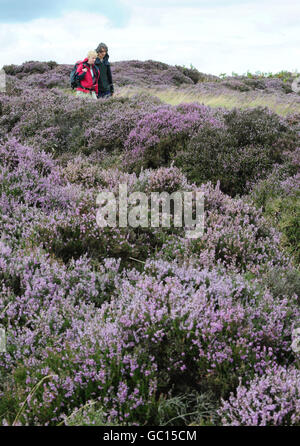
{"left": 96, "top": 42, "right": 108, "bottom": 59}
{"left": 87, "top": 50, "right": 98, "bottom": 65}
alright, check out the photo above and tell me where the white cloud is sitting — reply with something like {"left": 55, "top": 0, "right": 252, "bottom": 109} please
{"left": 0, "top": 1, "right": 299, "bottom": 75}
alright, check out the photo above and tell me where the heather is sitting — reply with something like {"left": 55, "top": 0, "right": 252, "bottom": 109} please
{"left": 0, "top": 79, "right": 162, "bottom": 156}
{"left": 0, "top": 59, "right": 299, "bottom": 426}
{"left": 174, "top": 106, "right": 298, "bottom": 196}
{"left": 246, "top": 148, "right": 300, "bottom": 262}
{"left": 1, "top": 139, "right": 289, "bottom": 272}
{"left": 0, "top": 243, "right": 299, "bottom": 425}
{"left": 218, "top": 366, "right": 300, "bottom": 425}
{"left": 5, "top": 61, "right": 298, "bottom": 97}
{"left": 123, "top": 102, "right": 225, "bottom": 171}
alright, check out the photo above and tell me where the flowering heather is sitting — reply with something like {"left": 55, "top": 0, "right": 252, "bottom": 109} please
{"left": 24, "top": 71, "right": 70, "bottom": 90}
{"left": 0, "top": 138, "right": 81, "bottom": 213}
{"left": 28, "top": 169, "right": 191, "bottom": 265}
{"left": 219, "top": 76, "right": 295, "bottom": 95}
{"left": 218, "top": 366, "right": 300, "bottom": 425}
{"left": 3, "top": 61, "right": 57, "bottom": 76}
{"left": 0, "top": 138, "right": 295, "bottom": 271}
{"left": 62, "top": 155, "right": 103, "bottom": 187}
{"left": 4, "top": 59, "right": 196, "bottom": 90}
{"left": 110, "top": 59, "right": 194, "bottom": 88}
{"left": 142, "top": 164, "right": 190, "bottom": 194}
{"left": 0, "top": 241, "right": 299, "bottom": 425}
{"left": 3, "top": 61, "right": 69, "bottom": 90}
{"left": 4, "top": 61, "right": 299, "bottom": 96}
{"left": 0, "top": 59, "right": 299, "bottom": 426}
{"left": 123, "top": 102, "right": 225, "bottom": 171}
{"left": 157, "top": 181, "right": 292, "bottom": 274}
{"left": 0, "top": 82, "right": 162, "bottom": 155}
{"left": 83, "top": 92, "right": 161, "bottom": 152}
{"left": 280, "top": 172, "right": 300, "bottom": 195}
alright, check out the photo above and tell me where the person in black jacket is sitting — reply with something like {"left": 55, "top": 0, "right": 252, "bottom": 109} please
{"left": 95, "top": 42, "right": 114, "bottom": 98}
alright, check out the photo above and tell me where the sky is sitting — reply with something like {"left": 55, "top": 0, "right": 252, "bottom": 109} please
{"left": 0, "top": 0, "right": 299, "bottom": 75}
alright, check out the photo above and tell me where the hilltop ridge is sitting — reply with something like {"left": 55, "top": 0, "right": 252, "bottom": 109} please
{"left": 3, "top": 59, "right": 299, "bottom": 94}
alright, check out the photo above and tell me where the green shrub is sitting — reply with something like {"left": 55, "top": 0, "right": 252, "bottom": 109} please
{"left": 224, "top": 107, "right": 296, "bottom": 149}
{"left": 264, "top": 267, "right": 300, "bottom": 302}
{"left": 265, "top": 194, "right": 300, "bottom": 263}
{"left": 174, "top": 107, "right": 298, "bottom": 197}
{"left": 248, "top": 161, "right": 300, "bottom": 264}
{"left": 174, "top": 125, "right": 270, "bottom": 196}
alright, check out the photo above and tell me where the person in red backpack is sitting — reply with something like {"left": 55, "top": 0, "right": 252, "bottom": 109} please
{"left": 76, "top": 50, "right": 100, "bottom": 99}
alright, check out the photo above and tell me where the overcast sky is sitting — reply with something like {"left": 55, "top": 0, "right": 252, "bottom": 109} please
{"left": 0, "top": 0, "right": 299, "bottom": 75}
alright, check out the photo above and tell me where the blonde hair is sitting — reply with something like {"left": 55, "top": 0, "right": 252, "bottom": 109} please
{"left": 87, "top": 50, "right": 98, "bottom": 59}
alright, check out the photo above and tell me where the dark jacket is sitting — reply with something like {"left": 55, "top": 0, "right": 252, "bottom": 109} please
{"left": 76, "top": 59, "right": 100, "bottom": 94}
{"left": 94, "top": 53, "right": 114, "bottom": 95}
